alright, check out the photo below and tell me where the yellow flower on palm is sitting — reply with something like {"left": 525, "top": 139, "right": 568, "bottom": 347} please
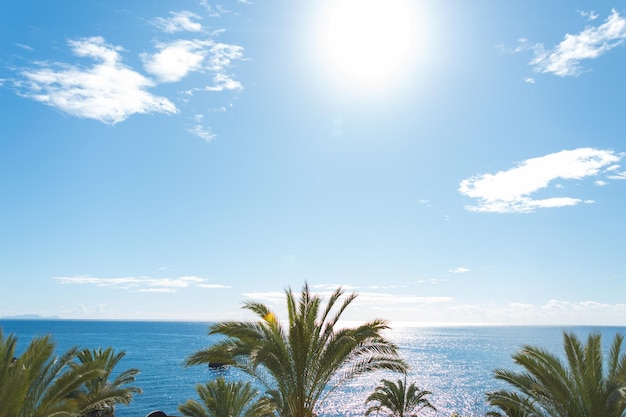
{"left": 263, "top": 311, "right": 277, "bottom": 325}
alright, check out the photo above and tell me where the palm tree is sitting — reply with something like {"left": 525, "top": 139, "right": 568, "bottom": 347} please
{"left": 0, "top": 329, "right": 104, "bottom": 417}
{"left": 178, "top": 377, "right": 275, "bottom": 417}
{"left": 186, "top": 283, "right": 408, "bottom": 417}
{"left": 71, "top": 347, "right": 143, "bottom": 417}
{"left": 485, "top": 392, "right": 534, "bottom": 417}
{"left": 486, "top": 331, "right": 626, "bottom": 417}
{"left": 365, "top": 376, "right": 436, "bottom": 417}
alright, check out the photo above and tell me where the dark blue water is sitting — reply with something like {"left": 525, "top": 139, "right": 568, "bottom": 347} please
{"left": 1, "top": 320, "right": 624, "bottom": 417}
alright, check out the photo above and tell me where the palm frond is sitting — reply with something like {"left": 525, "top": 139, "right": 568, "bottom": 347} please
{"left": 488, "top": 330, "right": 626, "bottom": 417}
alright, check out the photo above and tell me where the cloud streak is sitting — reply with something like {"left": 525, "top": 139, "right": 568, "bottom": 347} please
{"left": 517, "top": 9, "right": 626, "bottom": 76}
{"left": 55, "top": 275, "right": 229, "bottom": 293}
{"left": 459, "top": 148, "right": 625, "bottom": 213}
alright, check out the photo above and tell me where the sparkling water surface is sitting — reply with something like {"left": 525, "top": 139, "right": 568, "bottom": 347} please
{"left": 2, "top": 320, "right": 624, "bottom": 417}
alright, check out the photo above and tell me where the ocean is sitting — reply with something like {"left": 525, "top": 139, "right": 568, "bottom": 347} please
{"left": 1, "top": 320, "right": 624, "bottom": 417}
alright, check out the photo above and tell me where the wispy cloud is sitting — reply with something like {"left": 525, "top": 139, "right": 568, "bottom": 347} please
{"left": 55, "top": 275, "right": 229, "bottom": 293}
{"left": 416, "top": 278, "right": 446, "bottom": 285}
{"left": 15, "top": 43, "right": 34, "bottom": 51}
{"left": 200, "top": 2, "right": 231, "bottom": 18}
{"left": 201, "top": 73, "right": 243, "bottom": 92}
{"left": 242, "top": 291, "right": 286, "bottom": 304}
{"left": 197, "top": 283, "right": 230, "bottom": 289}
{"left": 244, "top": 289, "right": 452, "bottom": 306}
{"left": 578, "top": 10, "right": 599, "bottom": 21}
{"left": 16, "top": 37, "right": 177, "bottom": 124}
{"left": 357, "top": 292, "right": 453, "bottom": 305}
{"left": 309, "top": 283, "right": 359, "bottom": 291}
{"left": 188, "top": 123, "right": 216, "bottom": 142}
{"left": 369, "top": 284, "right": 405, "bottom": 289}
{"left": 152, "top": 11, "right": 203, "bottom": 33}
{"left": 518, "top": 9, "right": 626, "bottom": 76}
{"left": 449, "top": 267, "right": 470, "bottom": 274}
{"left": 459, "top": 148, "right": 625, "bottom": 213}
{"left": 438, "top": 299, "right": 626, "bottom": 325}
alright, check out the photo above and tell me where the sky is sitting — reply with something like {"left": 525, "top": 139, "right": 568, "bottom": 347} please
{"left": 2, "top": 0, "right": 626, "bottom": 326}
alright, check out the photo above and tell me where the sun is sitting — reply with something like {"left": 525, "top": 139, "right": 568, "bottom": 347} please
{"left": 324, "top": 0, "right": 415, "bottom": 84}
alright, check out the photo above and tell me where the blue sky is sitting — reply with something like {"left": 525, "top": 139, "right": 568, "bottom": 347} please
{"left": 2, "top": 0, "right": 626, "bottom": 325}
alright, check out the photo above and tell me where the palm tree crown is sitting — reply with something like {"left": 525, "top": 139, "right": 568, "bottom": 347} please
{"left": 0, "top": 329, "right": 103, "bottom": 417}
{"left": 178, "top": 377, "right": 275, "bottom": 417}
{"left": 72, "top": 347, "right": 143, "bottom": 417}
{"left": 186, "top": 283, "right": 408, "bottom": 417}
{"left": 365, "top": 377, "right": 436, "bottom": 417}
{"left": 486, "top": 331, "right": 626, "bottom": 417}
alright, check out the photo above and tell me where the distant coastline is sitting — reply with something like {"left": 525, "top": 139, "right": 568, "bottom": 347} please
{"left": 2, "top": 316, "right": 625, "bottom": 329}
{"left": 0, "top": 314, "right": 61, "bottom": 320}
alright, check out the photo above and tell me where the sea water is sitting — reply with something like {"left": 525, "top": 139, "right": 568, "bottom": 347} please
{"left": 1, "top": 320, "right": 624, "bottom": 417}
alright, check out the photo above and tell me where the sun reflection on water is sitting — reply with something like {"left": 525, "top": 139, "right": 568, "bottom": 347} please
{"left": 319, "top": 326, "right": 618, "bottom": 417}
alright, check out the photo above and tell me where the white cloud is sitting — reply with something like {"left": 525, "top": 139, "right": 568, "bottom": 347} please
{"left": 152, "top": 11, "right": 203, "bottom": 33}
{"left": 142, "top": 39, "right": 244, "bottom": 88}
{"left": 459, "top": 148, "right": 623, "bottom": 213}
{"left": 528, "top": 9, "right": 626, "bottom": 76}
{"left": 18, "top": 37, "right": 177, "bottom": 124}
{"left": 55, "top": 274, "right": 228, "bottom": 292}
{"left": 10, "top": 9, "right": 246, "bottom": 138}
{"left": 142, "top": 40, "right": 208, "bottom": 83}
{"left": 449, "top": 267, "right": 469, "bottom": 274}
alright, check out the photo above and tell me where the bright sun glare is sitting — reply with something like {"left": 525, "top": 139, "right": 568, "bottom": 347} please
{"left": 325, "top": 0, "right": 415, "bottom": 84}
